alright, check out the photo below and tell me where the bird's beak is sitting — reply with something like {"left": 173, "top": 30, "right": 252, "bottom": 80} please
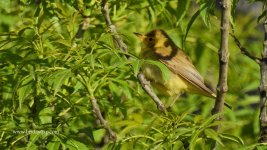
{"left": 133, "top": 32, "right": 145, "bottom": 41}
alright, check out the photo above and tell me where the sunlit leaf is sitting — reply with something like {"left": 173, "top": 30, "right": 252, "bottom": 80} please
{"left": 47, "top": 69, "right": 72, "bottom": 96}
{"left": 93, "top": 129, "right": 106, "bottom": 143}
{"left": 39, "top": 107, "right": 53, "bottom": 124}
{"left": 46, "top": 141, "right": 61, "bottom": 150}
{"left": 145, "top": 60, "right": 170, "bottom": 82}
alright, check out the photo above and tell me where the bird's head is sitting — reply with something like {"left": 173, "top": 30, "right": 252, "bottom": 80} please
{"left": 134, "top": 29, "right": 176, "bottom": 58}
{"left": 134, "top": 29, "right": 169, "bottom": 48}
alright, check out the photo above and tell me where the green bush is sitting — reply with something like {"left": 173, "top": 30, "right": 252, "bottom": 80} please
{"left": 0, "top": 0, "right": 265, "bottom": 149}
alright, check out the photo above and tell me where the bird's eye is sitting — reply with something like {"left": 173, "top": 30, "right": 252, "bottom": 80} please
{"left": 148, "top": 37, "right": 153, "bottom": 41}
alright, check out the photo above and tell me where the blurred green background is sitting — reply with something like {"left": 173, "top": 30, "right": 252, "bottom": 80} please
{"left": 0, "top": 0, "right": 265, "bottom": 149}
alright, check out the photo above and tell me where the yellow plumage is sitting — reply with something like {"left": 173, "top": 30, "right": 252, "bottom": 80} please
{"left": 135, "top": 29, "right": 216, "bottom": 99}
{"left": 142, "top": 63, "right": 190, "bottom": 96}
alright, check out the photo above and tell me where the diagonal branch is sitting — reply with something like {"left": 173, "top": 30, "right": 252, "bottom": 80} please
{"left": 101, "top": 0, "right": 127, "bottom": 53}
{"left": 137, "top": 73, "right": 165, "bottom": 112}
{"left": 91, "top": 97, "right": 117, "bottom": 140}
{"left": 74, "top": 15, "right": 117, "bottom": 141}
{"left": 101, "top": 0, "right": 165, "bottom": 112}
{"left": 230, "top": 33, "right": 261, "bottom": 64}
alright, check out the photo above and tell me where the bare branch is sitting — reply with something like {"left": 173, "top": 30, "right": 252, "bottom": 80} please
{"left": 212, "top": 0, "right": 231, "bottom": 131}
{"left": 230, "top": 33, "right": 261, "bottom": 64}
{"left": 101, "top": 0, "right": 127, "bottom": 53}
{"left": 101, "top": 0, "right": 165, "bottom": 112}
{"left": 91, "top": 97, "right": 117, "bottom": 140}
{"left": 259, "top": 8, "right": 267, "bottom": 143}
{"left": 231, "top": 3, "right": 267, "bottom": 143}
{"left": 137, "top": 73, "right": 165, "bottom": 112}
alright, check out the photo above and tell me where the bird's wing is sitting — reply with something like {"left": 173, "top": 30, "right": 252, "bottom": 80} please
{"left": 158, "top": 49, "right": 215, "bottom": 97}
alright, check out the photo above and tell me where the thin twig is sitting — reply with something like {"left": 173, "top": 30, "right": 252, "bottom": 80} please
{"left": 212, "top": 0, "right": 230, "bottom": 131}
{"left": 101, "top": 0, "right": 127, "bottom": 53}
{"left": 230, "top": 33, "right": 261, "bottom": 64}
{"left": 259, "top": 8, "right": 267, "bottom": 143}
{"left": 74, "top": 15, "right": 116, "bottom": 141}
{"left": 137, "top": 73, "right": 165, "bottom": 112}
{"left": 230, "top": 4, "right": 267, "bottom": 143}
{"left": 101, "top": 0, "right": 165, "bottom": 112}
{"left": 91, "top": 97, "right": 117, "bottom": 140}
{"left": 76, "top": 17, "right": 91, "bottom": 39}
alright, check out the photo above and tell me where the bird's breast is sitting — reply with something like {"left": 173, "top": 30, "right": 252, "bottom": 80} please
{"left": 142, "top": 63, "right": 190, "bottom": 96}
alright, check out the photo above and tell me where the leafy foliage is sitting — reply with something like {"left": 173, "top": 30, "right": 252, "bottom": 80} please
{"left": 0, "top": 0, "right": 265, "bottom": 149}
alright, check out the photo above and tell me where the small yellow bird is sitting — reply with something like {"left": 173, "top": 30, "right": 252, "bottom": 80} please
{"left": 135, "top": 29, "right": 216, "bottom": 107}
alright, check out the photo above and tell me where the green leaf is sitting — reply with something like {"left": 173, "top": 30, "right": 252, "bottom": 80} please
{"left": 256, "top": 145, "right": 267, "bottom": 150}
{"left": 27, "top": 134, "right": 42, "bottom": 149}
{"left": 48, "top": 69, "right": 72, "bottom": 96}
{"left": 117, "top": 122, "right": 141, "bottom": 137}
{"left": 34, "top": 5, "right": 42, "bottom": 17}
{"left": 93, "top": 129, "right": 106, "bottom": 143}
{"left": 176, "top": 0, "right": 191, "bottom": 24}
{"left": 131, "top": 59, "right": 143, "bottom": 76}
{"left": 122, "top": 135, "right": 156, "bottom": 143}
{"left": 46, "top": 141, "right": 61, "bottom": 150}
{"left": 190, "top": 113, "right": 222, "bottom": 150}
{"left": 18, "top": 76, "right": 33, "bottom": 108}
{"left": 18, "top": 26, "right": 34, "bottom": 36}
{"left": 145, "top": 60, "right": 170, "bottom": 82}
{"left": 200, "top": 113, "right": 222, "bottom": 128}
{"left": 219, "top": 133, "right": 244, "bottom": 145}
{"left": 109, "top": 81, "right": 120, "bottom": 96}
{"left": 174, "top": 127, "right": 192, "bottom": 137}
{"left": 39, "top": 107, "right": 53, "bottom": 124}
{"left": 190, "top": 130, "right": 201, "bottom": 150}
{"left": 204, "top": 128, "right": 224, "bottom": 146}
{"left": 199, "top": 0, "right": 215, "bottom": 27}
{"left": 183, "top": 10, "right": 200, "bottom": 47}
{"left": 122, "top": 86, "right": 132, "bottom": 100}
{"left": 172, "top": 140, "right": 184, "bottom": 150}
{"left": 65, "top": 139, "right": 89, "bottom": 150}
{"left": 132, "top": 113, "right": 143, "bottom": 123}
{"left": 53, "top": 39, "right": 72, "bottom": 48}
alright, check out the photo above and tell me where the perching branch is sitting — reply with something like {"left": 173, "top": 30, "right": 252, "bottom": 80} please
{"left": 212, "top": 0, "right": 230, "bottom": 131}
{"left": 259, "top": 8, "right": 267, "bottom": 142}
{"left": 230, "top": 33, "right": 261, "bottom": 64}
{"left": 91, "top": 97, "right": 117, "bottom": 140}
{"left": 101, "top": 0, "right": 165, "bottom": 112}
{"left": 137, "top": 73, "right": 165, "bottom": 112}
